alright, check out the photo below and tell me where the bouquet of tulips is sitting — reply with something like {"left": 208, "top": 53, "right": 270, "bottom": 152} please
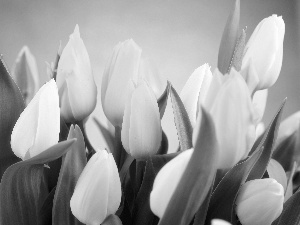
{"left": 0, "top": 0, "right": 299, "bottom": 225}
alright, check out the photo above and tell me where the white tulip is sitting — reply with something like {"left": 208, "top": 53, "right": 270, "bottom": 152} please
{"left": 11, "top": 79, "right": 60, "bottom": 160}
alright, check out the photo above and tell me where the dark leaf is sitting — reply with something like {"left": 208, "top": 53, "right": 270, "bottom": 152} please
{"left": 217, "top": 0, "right": 240, "bottom": 74}
{"left": 170, "top": 84, "right": 193, "bottom": 151}
{"left": 272, "top": 187, "right": 300, "bottom": 225}
{"left": 0, "top": 56, "right": 25, "bottom": 179}
{"left": 247, "top": 100, "right": 285, "bottom": 181}
{"left": 230, "top": 28, "right": 246, "bottom": 72}
{"left": 52, "top": 125, "right": 86, "bottom": 225}
{"left": 0, "top": 139, "right": 75, "bottom": 225}
{"left": 157, "top": 81, "right": 170, "bottom": 119}
{"left": 38, "top": 186, "right": 56, "bottom": 225}
{"left": 159, "top": 108, "right": 218, "bottom": 225}
{"left": 157, "top": 130, "right": 168, "bottom": 155}
{"left": 133, "top": 153, "right": 179, "bottom": 225}
{"left": 273, "top": 132, "right": 298, "bottom": 171}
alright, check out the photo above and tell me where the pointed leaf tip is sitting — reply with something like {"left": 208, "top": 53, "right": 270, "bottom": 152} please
{"left": 218, "top": 0, "right": 240, "bottom": 74}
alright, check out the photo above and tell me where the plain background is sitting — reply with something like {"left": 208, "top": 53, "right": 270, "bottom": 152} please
{"left": 0, "top": 0, "right": 299, "bottom": 152}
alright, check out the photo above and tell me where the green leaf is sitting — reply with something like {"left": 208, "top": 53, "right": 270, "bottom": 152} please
{"left": 132, "top": 153, "right": 179, "bottom": 225}
{"left": 157, "top": 81, "right": 170, "bottom": 119}
{"left": 0, "top": 139, "right": 76, "bottom": 225}
{"left": 0, "top": 56, "right": 25, "bottom": 179}
{"left": 157, "top": 130, "right": 169, "bottom": 155}
{"left": 170, "top": 84, "right": 193, "bottom": 151}
{"left": 193, "top": 180, "right": 214, "bottom": 225}
{"left": 52, "top": 125, "right": 86, "bottom": 225}
{"left": 272, "top": 184, "right": 300, "bottom": 225}
{"left": 273, "top": 131, "right": 298, "bottom": 171}
{"left": 247, "top": 100, "right": 285, "bottom": 181}
{"left": 218, "top": 0, "right": 240, "bottom": 74}
{"left": 206, "top": 99, "right": 285, "bottom": 224}
{"left": 159, "top": 108, "right": 218, "bottom": 225}
{"left": 230, "top": 28, "right": 246, "bottom": 72}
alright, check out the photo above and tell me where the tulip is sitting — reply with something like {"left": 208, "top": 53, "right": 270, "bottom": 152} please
{"left": 242, "top": 15, "right": 285, "bottom": 91}
{"left": 180, "top": 64, "right": 212, "bottom": 127}
{"left": 150, "top": 149, "right": 193, "bottom": 218}
{"left": 101, "top": 39, "right": 166, "bottom": 127}
{"left": 252, "top": 89, "right": 268, "bottom": 123}
{"left": 276, "top": 111, "right": 300, "bottom": 146}
{"left": 11, "top": 79, "right": 60, "bottom": 160}
{"left": 121, "top": 81, "right": 162, "bottom": 159}
{"left": 197, "top": 69, "right": 256, "bottom": 169}
{"left": 70, "top": 150, "right": 121, "bottom": 225}
{"left": 236, "top": 178, "right": 284, "bottom": 225}
{"left": 267, "top": 159, "right": 287, "bottom": 192}
{"left": 56, "top": 24, "right": 97, "bottom": 122}
{"left": 11, "top": 46, "right": 39, "bottom": 105}
{"left": 211, "top": 219, "right": 232, "bottom": 225}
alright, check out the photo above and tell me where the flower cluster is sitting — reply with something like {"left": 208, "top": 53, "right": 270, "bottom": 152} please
{"left": 0, "top": 1, "right": 299, "bottom": 225}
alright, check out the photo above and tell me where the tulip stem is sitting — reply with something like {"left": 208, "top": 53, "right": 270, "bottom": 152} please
{"left": 77, "top": 120, "right": 96, "bottom": 160}
{"left": 114, "top": 126, "right": 127, "bottom": 170}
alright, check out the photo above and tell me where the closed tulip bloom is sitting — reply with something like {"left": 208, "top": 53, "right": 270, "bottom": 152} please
{"left": 150, "top": 149, "right": 193, "bottom": 218}
{"left": 101, "top": 39, "right": 166, "bottom": 127}
{"left": 242, "top": 15, "right": 285, "bottom": 91}
{"left": 11, "top": 46, "right": 39, "bottom": 105}
{"left": 56, "top": 25, "right": 97, "bottom": 122}
{"left": 180, "top": 64, "right": 212, "bottom": 127}
{"left": 11, "top": 79, "right": 60, "bottom": 160}
{"left": 70, "top": 150, "right": 121, "bottom": 225}
{"left": 208, "top": 70, "right": 256, "bottom": 169}
{"left": 211, "top": 219, "right": 232, "bottom": 225}
{"left": 236, "top": 178, "right": 284, "bottom": 225}
{"left": 252, "top": 89, "right": 268, "bottom": 123}
{"left": 121, "top": 81, "right": 162, "bottom": 159}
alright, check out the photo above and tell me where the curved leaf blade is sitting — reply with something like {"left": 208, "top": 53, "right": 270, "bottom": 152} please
{"left": 170, "top": 84, "right": 193, "bottom": 151}
{"left": 52, "top": 125, "right": 86, "bottom": 225}
{"left": 218, "top": 0, "right": 240, "bottom": 74}
{"left": 159, "top": 108, "right": 218, "bottom": 225}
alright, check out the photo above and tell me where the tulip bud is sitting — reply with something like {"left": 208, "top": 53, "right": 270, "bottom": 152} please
{"left": 208, "top": 69, "right": 256, "bottom": 169}
{"left": 276, "top": 111, "right": 300, "bottom": 146}
{"left": 11, "top": 79, "right": 60, "bottom": 160}
{"left": 101, "top": 39, "right": 166, "bottom": 127}
{"left": 56, "top": 24, "right": 97, "bottom": 122}
{"left": 121, "top": 81, "right": 162, "bottom": 159}
{"left": 211, "top": 219, "right": 232, "bottom": 225}
{"left": 180, "top": 64, "right": 212, "bottom": 127}
{"left": 252, "top": 89, "right": 268, "bottom": 123}
{"left": 11, "top": 46, "right": 39, "bottom": 105}
{"left": 236, "top": 178, "right": 284, "bottom": 225}
{"left": 242, "top": 15, "right": 285, "bottom": 91}
{"left": 150, "top": 149, "right": 193, "bottom": 218}
{"left": 70, "top": 150, "right": 121, "bottom": 225}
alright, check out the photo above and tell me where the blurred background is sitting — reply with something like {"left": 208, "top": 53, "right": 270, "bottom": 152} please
{"left": 0, "top": 0, "right": 299, "bottom": 152}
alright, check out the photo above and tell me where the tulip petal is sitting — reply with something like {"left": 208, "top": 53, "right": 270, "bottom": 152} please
{"left": 70, "top": 151, "right": 110, "bottom": 225}
{"left": 150, "top": 149, "right": 193, "bottom": 218}
{"left": 103, "top": 40, "right": 142, "bottom": 127}
{"left": 107, "top": 153, "right": 122, "bottom": 215}
{"left": 137, "top": 58, "right": 167, "bottom": 100}
{"left": 128, "top": 82, "right": 162, "bottom": 158}
{"left": 267, "top": 159, "right": 287, "bottom": 191}
{"left": 210, "top": 70, "right": 255, "bottom": 168}
{"left": 30, "top": 80, "right": 60, "bottom": 158}
{"left": 180, "top": 64, "right": 212, "bottom": 127}
{"left": 11, "top": 79, "right": 60, "bottom": 160}
{"left": 57, "top": 25, "right": 97, "bottom": 122}
{"left": 121, "top": 80, "right": 135, "bottom": 153}
{"left": 12, "top": 46, "right": 39, "bottom": 104}
{"left": 252, "top": 89, "right": 268, "bottom": 123}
